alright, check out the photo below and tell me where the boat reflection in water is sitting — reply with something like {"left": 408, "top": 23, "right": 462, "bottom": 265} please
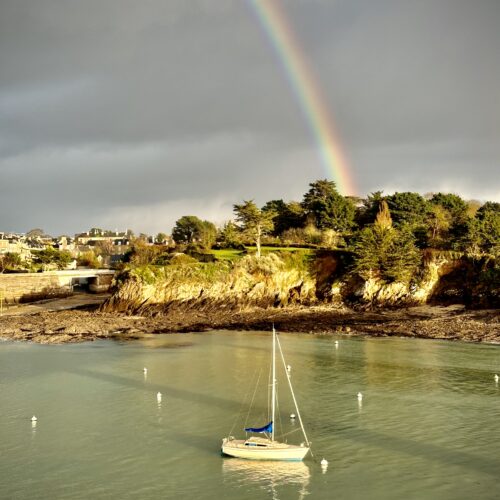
{"left": 222, "top": 458, "right": 310, "bottom": 499}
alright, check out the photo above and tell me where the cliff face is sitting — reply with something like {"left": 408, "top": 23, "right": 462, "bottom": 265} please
{"left": 102, "top": 253, "right": 317, "bottom": 314}
{"left": 103, "top": 251, "right": 498, "bottom": 314}
{"left": 341, "top": 251, "right": 498, "bottom": 308}
{"left": 344, "top": 251, "right": 462, "bottom": 307}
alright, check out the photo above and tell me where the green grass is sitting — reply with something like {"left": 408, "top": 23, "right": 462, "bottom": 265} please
{"left": 209, "top": 248, "right": 245, "bottom": 261}
{"left": 247, "top": 246, "right": 316, "bottom": 256}
{"left": 209, "top": 246, "right": 315, "bottom": 262}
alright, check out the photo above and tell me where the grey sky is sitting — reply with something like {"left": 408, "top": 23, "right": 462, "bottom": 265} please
{"left": 1, "top": 0, "right": 499, "bottom": 235}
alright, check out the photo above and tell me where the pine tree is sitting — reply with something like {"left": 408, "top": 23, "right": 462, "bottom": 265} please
{"left": 233, "top": 200, "right": 275, "bottom": 258}
{"left": 353, "top": 201, "right": 420, "bottom": 282}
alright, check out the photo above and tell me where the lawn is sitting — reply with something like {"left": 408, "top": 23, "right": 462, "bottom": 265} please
{"left": 209, "top": 248, "right": 245, "bottom": 261}
{"left": 209, "top": 246, "right": 315, "bottom": 261}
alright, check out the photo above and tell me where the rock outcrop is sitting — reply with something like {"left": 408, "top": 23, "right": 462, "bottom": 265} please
{"left": 103, "top": 250, "right": 498, "bottom": 315}
{"left": 102, "top": 253, "right": 317, "bottom": 314}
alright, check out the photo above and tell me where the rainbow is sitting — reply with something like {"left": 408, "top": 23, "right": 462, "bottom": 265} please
{"left": 249, "top": 0, "right": 357, "bottom": 195}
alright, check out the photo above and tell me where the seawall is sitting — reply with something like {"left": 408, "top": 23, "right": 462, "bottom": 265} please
{"left": 0, "top": 270, "right": 114, "bottom": 304}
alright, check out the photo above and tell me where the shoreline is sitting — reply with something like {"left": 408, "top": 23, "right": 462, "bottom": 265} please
{"left": 0, "top": 297, "right": 498, "bottom": 344}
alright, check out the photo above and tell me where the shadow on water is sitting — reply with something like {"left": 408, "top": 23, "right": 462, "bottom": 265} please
{"left": 335, "top": 426, "right": 500, "bottom": 478}
{"left": 65, "top": 366, "right": 267, "bottom": 415}
{"left": 153, "top": 424, "right": 220, "bottom": 455}
{"left": 66, "top": 366, "right": 500, "bottom": 477}
{"left": 64, "top": 367, "right": 250, "bottom": 455}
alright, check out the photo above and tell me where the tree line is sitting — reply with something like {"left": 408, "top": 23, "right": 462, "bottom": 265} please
{"left": 173, "top": 180, "right": 497, "bottom": 249}
{"left": 2, "top": 180, "right": 497, "bottom": 284}
{"left": 170, "top": 179, "right": 498, "bottom": 284}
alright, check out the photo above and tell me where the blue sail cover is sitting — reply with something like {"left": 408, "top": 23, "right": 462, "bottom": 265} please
{"left": 245, "top": 421, "right": 273, "bottom": 433}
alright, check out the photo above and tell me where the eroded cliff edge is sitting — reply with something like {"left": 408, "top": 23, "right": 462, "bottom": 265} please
{"left": 2, "top": 251, "right": 497, "bottom": 344}
{"left": 101, "top": 250, "right": 499, "bottom": 314}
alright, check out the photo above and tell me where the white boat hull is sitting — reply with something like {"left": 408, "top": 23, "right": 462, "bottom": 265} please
{"left": 222, "top": 437, "right": 309, "bottom": 461}
{"left": 221, "top": 328, "right": 311, "bottom": 462}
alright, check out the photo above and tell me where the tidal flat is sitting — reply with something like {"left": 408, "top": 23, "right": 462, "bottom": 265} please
{"left": 0, "top": 297, "right": 498, "bottom": 344}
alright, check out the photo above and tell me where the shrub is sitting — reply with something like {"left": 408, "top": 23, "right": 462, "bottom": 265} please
{"left": 0, "top": 252, "right": 23, "bottom": 273}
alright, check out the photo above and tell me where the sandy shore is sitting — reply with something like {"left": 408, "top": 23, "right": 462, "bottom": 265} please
{"left": 0, "top": 294, "right": 498, "bottom": 344}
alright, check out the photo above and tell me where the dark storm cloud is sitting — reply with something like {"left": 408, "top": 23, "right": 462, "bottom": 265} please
{"left": 293, "top": 0, "right": 500, "bottom": 197}
{"left": 0, "top": 0, "right": 499, "bottom": 234}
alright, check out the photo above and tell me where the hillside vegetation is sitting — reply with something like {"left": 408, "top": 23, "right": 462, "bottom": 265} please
{"left": 103, "top": 180, "right": 499, "bottom": 314}
{"left": 103, "top": 249, "right": 498, "bottom": 314}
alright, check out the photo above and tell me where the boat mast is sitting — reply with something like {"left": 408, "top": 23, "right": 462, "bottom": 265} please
{"left": 271, "top": 325, "right": 276, "bottom": 442}
{"left": 276, "top": 333, "right": 311, "bottom": 448}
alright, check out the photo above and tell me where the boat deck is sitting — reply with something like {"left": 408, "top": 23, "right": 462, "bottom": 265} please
{"left": 230, "top": 437, "right": 296, "bottom": 449}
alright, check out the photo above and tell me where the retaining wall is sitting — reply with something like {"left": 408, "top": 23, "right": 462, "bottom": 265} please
{"left": 0, "top": 270, "right": 115, "bottom": 304}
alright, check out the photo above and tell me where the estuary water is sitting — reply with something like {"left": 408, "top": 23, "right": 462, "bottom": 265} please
{"left": 1, "top": 332, "right": 499, "bottom": 500}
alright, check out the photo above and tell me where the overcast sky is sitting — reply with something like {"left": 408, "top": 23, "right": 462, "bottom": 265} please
{"left": 1, "top": 0, "right": 499, "bottom": 236}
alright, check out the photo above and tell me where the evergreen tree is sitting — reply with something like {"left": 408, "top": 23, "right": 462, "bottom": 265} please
{"left": 32, "top": 247, "right": 72, "bottom": 270}
{"left": 233, "top": 200, "right": 275, "bottom": 257}
{"left": 217, "top": 221, "right": 241, "bottom": 248}
{"left": 455, "top": 202, "right": 499, "bottom": 257}
{"left": 353, "top": 201, "right": 420, "bottom": 283}
{"left": 426, "top": 204, "right": 452, "bottom": 248}
{"left": 301, "top": 179, "right": 355, "bottom": 231}
{"left": 429, "top": 192, "right": 469, "bottom": 247}
{"left": 386, "top": 192, "right": 429, "bottom": 227}
{"left": 262, "top": 199, "right": 305, "bottom": 236}
{"left": 429, "top": 193, "right": 467, "bottom": 219}
{"left": 172, "top": 216, "right": 216, "bottom": 250}
{"left": 355, "top": 191, "right": 385, "bottom": 228}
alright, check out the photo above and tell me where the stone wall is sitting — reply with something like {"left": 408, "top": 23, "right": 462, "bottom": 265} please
{"left": 0, "top": 270, "right": 115, "bottom": 304}
{"left": 0, "top": 273, "right": 71, "bottom": 304}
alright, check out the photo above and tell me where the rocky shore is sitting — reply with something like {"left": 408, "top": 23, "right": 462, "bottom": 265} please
{"left": 3, "top": 250, "right": 497, "bottom": 345}
{"left": 0, "top": 300, "right": 498, "bottom": 344}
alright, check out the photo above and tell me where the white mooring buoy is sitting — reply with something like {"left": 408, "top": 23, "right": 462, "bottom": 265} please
{"left": 157, "top": 392, "right": 162, "bottom": 402}
{"left": 31, "top": 415, "right": 37, "bottom": 422}
{"left": 495, "top": 374, "right": 499, "bottom": 383}
{"left": 357, "top": 392, "right": 363, "bottom": 401}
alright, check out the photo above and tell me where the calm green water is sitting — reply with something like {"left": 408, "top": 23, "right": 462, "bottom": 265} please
{"left": 1, "top": 332, "right": 499, "bottom": 500}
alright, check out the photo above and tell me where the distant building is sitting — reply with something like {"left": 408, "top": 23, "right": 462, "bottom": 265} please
{"left": 72, "top": 229, "right": 136, "bottom": 268}
{"left": 0, "top": 232, "right": 32, "bottom": 260}
{"left": 74, "top": 230, "right": 131, "bottom": 246}
{"left": 54, "top": 236, "right": 75, "bottom": 252}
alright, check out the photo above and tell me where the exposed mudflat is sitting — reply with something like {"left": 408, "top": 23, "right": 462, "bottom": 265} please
{"left": 0, "top": 295, "right": 498, "bottom": 344}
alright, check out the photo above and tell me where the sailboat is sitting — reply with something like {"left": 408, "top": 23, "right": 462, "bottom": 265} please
{"left": 221, "top": 326, "right": 310, "bottom": 461}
